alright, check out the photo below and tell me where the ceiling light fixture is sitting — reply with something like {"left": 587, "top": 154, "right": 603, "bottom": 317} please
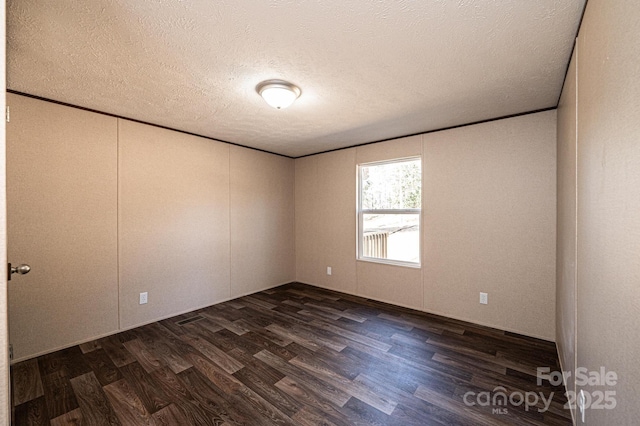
{"left": 256, "top": 80, "right": 301, "bottom": 110}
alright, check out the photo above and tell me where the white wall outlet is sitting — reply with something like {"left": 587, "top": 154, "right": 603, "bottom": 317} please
{"left": 327, "top": 266, "right": 332, "bottom": 276}
{"left": 139, "top": 292, "right": 148, "bottom": 305}
{"left": 480, "top": 292, "right": 488, "bottom": 304}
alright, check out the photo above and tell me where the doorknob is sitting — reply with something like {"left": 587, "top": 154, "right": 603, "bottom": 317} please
{"left": 8, "top": 263, "right": 31, "bottom": 281}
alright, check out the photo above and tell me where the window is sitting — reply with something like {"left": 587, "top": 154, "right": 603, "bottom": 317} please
{"left": 357, "top": 157, "right": 421, "bottom": 266}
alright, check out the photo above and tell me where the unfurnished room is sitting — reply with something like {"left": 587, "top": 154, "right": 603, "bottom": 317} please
{"left": 1, "top": 0, "right": 639, "bottom": 425}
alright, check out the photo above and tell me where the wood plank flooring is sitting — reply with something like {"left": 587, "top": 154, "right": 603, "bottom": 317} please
{"left": 11, "top": 282, "right": 572, "bottom": 425}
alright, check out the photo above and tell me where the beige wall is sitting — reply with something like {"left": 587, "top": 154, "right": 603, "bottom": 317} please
{"left": 230, "top": 146, "right": 295, "bottom": 298}
{"left": 6, "top": 94, "right": 295, "bottom": 361}
{"left": 556, "top": 0, "right": 640, "bottom": 423}
{"left": 7, "top": 94, "right": 119, "bottom": 360}
{"left": 295, "top": 149, "right": 358, "bottom": 294}
{"left": 556, "top": 47, "right": 577, "bottom": 423}
{"left": 423, "top": 111, "right": 557, "bottom": 340}
{"left": 296, "top": 112, "right": 557, "bottom": 340}
{"left": 118, "top": 120, "right": 231, "bottom": 329}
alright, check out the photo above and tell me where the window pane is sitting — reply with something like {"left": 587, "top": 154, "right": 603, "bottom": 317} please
{"left": 361, "top": 159, "right": 421, "bottom": 210}
{"left": 362, "top": 214, "right": 419, "bottom": 263}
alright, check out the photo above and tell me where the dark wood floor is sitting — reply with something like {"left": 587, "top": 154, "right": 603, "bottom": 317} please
{"left": 11, "top": 282, "right": 572, "bottom": 425}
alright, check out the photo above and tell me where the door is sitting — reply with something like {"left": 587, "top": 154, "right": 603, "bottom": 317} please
{"left": 1, "top": 0, "right": 10, "bottom": 422}
{"left": 6, "top": 94, "right": 119, "bottom": 363}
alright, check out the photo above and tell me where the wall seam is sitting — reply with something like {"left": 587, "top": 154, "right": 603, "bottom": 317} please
{"left": 573, "top": 35, "right": 579, "bottom": 422}
{"left": 293, "top": 160, "right": 297, "bottom": 283}
{"left": 228, "top": 145, "right": 232, "bottom": 299}
{"left": 116, "top": 118, "right": 121, "bottom": 330}
{"left": 421, "top": 136, "right": 425, "bottom": 311}
{"left": 354, "top": 150, "right": 359, "bottom": 297}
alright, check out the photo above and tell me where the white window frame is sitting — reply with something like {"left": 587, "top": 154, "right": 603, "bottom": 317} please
{"left": 356, "top": 156, "right": 422, "bottom": 268}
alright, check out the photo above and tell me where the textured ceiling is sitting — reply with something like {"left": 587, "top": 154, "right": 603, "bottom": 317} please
{"left": 7, "top": 0, "right": 585, "bottom": 157}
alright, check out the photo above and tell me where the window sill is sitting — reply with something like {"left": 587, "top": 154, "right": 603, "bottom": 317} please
{"left": 356, "top": 257, "right": 421, "bottom": 269}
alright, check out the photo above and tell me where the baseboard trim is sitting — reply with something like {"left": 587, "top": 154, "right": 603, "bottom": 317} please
{"left": 13, "top": 279, "right": 553, "bottom": 363}
{"left": 11, "top": 280, "right": 294, "bottom": 364}
{"left": 296, "top": 280, "right": 555, "bottom": 343}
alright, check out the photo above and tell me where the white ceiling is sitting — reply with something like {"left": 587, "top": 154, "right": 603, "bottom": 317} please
{"left": 7, "top": 0, "right": 585, "bottom": 158}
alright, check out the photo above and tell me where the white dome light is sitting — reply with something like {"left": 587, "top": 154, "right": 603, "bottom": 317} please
{"left": 256, "top": 80, "right": 301, "bottom": 109}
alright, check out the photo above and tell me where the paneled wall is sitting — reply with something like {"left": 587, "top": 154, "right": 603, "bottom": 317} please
{"left": 556, "top": 47, "right": 577, "bottom": 422}
{"left": 7, "top": 94, "right": 119, "bottom": 360}
{"left": 295, "top": 111, "right": 557, "bottom": 340}
{"left": 118, "top": 120, "right": 232, "bottom": 329}
{"left": 6, "top": 93, "right": 295, "bottom": 361}
{"left": 423, "top": 112, "right": 556, "bottom": 340}
{"left": 557, "top": 0, "right": 640, "bottom": 423}
{"left": 229, "top": 146, "right": 295, "bottom": 298}
{"left": 295, "top": 149, "right": 357, "bottom": 294}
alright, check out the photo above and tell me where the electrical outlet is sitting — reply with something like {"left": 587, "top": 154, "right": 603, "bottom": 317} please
{"left": 327, "top": 266, "right": 332, "bottom": 276}
{"left": 480, "top": 292, "right": 488, "bottom": 304}
{"left": 139, "top": 292, "right": 148, "bottom": 305}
